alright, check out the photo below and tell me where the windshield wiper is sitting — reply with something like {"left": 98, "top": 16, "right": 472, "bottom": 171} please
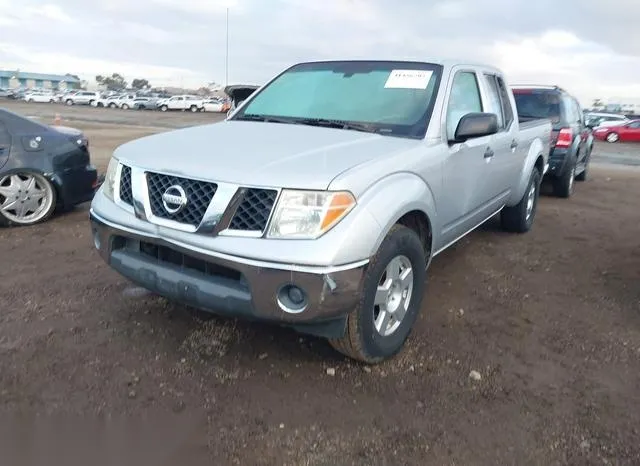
{"left": 232, "top": 114, "right": 292, "bottom": 124}
{"left": 293, "top": 118, "right": 379, "bottom": 134}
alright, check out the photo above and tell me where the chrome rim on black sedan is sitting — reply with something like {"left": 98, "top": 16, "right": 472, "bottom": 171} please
{"left": 0, "top": 173, "right": 55, "bottom": 225}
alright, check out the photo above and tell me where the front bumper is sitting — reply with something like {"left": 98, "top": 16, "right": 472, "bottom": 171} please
{"left": 89, "top": 210, "right": 366, "bottom": 338}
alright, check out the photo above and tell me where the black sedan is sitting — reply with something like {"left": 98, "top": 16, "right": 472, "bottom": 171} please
{"left": 0, "top": 108, "right": 99, "bottom": 226}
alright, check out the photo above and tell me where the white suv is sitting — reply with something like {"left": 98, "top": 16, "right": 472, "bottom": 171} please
{"left": 65, "top": 91, "right": 100, "bottom": 106}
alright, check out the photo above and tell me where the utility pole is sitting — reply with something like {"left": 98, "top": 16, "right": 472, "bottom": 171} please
{"left": 225, "top": 7, "right": 229, "bottom": 87}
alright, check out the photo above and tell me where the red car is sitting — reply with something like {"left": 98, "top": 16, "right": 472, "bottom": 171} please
{"left": 593, "top": 119, "right": 640, "bottom": 143}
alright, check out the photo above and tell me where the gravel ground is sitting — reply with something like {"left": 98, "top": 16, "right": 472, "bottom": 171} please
{"left": 1, "top": 100, "right": 639, "bottom": 465}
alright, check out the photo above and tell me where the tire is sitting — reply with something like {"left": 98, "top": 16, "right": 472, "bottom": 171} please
{"left": 501, "top": 167, "right": 541, "bottom": 233}
{"left": 65, "top": 99, "right": 73, "bottom": 106}
{"left": 190, "top": 105, "right": 198, "bottom": 112}
{"left": 97, "top": 102, "right": 104, "bottom": 107}
{"left": 161, "top": 105, "right": 168, "bottom": 112}
{"left": 329, "top": 224, "right": 427, "bottom": 364}
{"left": 575, "top": 147, "right": 591, "bottom": 182}
{"left": 89, "top": 100, "right": 95, "bottom": 106}
{"left": 0, "top": 172, "right": 57, "bottom": 227}
{"left": 552, "top": 155, "right": 576, "bottom": 198}
{"left": 109, "top": 103, "right": 117, "bottom": 109}
{"left": 27, "top": 99, "right": 33, "bottom": 103}
{"left": 122, "top": 104, "right": 129, "bottom": 110}
{"left": 606, "top": 132, "right": 619, "bottom": 143}
{"left": 49, "top": 99, "right": 55, "bottom": 104}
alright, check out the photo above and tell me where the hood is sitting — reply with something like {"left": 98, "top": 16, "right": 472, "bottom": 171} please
{"left": 224, "top": 85, "right": 259, "bottom": 103}
{"left": 50, "top": 125, "right": 82, "bottom": 137}
{"left": 114, "top": 121, "right": 421, "bottom": 190}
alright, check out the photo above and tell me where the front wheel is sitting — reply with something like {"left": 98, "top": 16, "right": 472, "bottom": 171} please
{"left": 190, "top": 105, "right": 198, "bottom": 112}
{"left": 329, "top": 224, "right": 427, "bottom": 364}
{"left": 0, "top": 172, "right": 57, "bottom": 227}
{"left": 501, "top": 167, "right": 541, "bottom": 233}
{"left": 160, "top": 105, "right": 168, "bottom": 112}
{"left": 121, "top": 104, "right": 129, "bottom": 110}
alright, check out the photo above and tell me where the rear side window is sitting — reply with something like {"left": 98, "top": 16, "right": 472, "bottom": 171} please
{"left": 495, "top": 77, "right": 514, "bottom": 128}
{"left": 483, "top": 74, "right": 504, "bottom": 128}
{"left": 446, "top": 71, "right": 483, "bottom": 139}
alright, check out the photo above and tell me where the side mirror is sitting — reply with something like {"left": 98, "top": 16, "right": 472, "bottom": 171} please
{"left": 452, "top": 112, "right": 499, "bottom": 143}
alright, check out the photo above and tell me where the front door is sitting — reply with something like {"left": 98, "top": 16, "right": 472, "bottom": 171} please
{"left": 439, "top": 68, "right": 496, "bottom": 246}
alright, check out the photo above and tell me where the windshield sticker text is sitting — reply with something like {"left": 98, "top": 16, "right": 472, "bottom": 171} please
{"left": 384, "top": 70, "right": 433, "bottom": 89}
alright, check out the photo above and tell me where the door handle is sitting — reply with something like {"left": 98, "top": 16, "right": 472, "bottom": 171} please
{"left": 484, "top": 147, "right": 494, "bottom": 158}
{"left": 510, "top": 139, "right": 519, "bottom": 150}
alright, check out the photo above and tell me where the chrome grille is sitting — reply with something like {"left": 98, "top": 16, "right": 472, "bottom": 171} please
{"left": 119, "top": 165, "right": 133, "bottom": 205}
{"left": 228, "top": 188, "right": 278, "bottom": 232}
{"left": 146, "top": 172, "right": 217, "bottom": 227}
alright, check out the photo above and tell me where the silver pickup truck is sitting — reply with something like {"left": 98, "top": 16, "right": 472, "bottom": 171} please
{"left": 89, "top": 59, "right": 551, "bottom": 363}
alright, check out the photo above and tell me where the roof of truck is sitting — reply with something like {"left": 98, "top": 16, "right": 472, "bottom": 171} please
{"left": 290, "top": 58, "right": 504, "bottom": 74}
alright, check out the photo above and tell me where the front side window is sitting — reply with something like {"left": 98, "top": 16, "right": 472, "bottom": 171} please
{"left": 446, "top": 71, "right": 483, "bottom": 139}
{"left": 233, "top": 61, "right": 443, "bottom": 139}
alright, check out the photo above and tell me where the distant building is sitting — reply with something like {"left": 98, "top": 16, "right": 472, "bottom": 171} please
{"left": 0, "top": 70, "right": 81, "bottom": 90}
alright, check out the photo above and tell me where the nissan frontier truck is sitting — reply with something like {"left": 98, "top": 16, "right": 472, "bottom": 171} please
{"left": 89, "top": 59, "right": 551, "bottom": 363}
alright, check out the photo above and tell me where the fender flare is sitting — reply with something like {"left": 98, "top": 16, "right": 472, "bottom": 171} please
{"left": 356, "top": 172, "right": 438, "bottom": 259}
{"left": 507, "top": 138, "right": 546, "bottom": 206}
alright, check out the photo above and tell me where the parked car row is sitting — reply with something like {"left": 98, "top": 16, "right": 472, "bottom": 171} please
{"left": 0, "top": 88, "right": 232, "bottom": 113}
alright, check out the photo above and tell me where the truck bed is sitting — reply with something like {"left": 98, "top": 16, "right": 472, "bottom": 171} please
{"left": 518, "top": 116, "right": 551, "bottom": 130}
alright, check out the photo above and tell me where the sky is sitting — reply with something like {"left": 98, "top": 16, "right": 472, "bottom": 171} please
{"left": 0, "top": 0, "right": 639, "bottom": 105}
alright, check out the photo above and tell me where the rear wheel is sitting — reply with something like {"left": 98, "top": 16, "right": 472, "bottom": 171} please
{"left": 121, "top": 103, "right": 129, "bottom": 110}
{"left": 0, "top": 172, "right": 57, "bottom": 227}
{"left": 576, "top": 147, "right": 591, "bottom": 182}
{"left": 552, "top": 156, "right": 576, "bottom": 198}
{"left": 190, "top": 105, "right": 198, "bottom": 112}
{"left": 501, "top": 167, "right": 541, "bottom": 233}
{"left": 109, "top": 103, "right": 117, "bottom": 108}
{"left": 329, "top": 224, "right": 427, "bottom": 364}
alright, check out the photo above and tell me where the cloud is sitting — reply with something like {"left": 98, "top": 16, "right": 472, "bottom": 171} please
{"left": 0, "top": 0, "right": 637, "bottom": 104}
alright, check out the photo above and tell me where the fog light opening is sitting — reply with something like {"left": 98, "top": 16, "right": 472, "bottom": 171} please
{"left": 277, "top": 284, "right": 308, "bottom": 314}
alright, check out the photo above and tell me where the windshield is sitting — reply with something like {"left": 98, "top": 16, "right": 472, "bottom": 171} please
{"left": 232, "top": 60, "right": 443, "bottom": 139}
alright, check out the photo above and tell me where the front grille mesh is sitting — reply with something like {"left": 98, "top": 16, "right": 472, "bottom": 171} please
{"left": 119, "top": 165, "right": 133, "bottom": 205}
{"left": 228, "top": 188, "right": 278, "bottom": 231}
{"left": 146, "top": 172, "right": 217, "bottom": 227}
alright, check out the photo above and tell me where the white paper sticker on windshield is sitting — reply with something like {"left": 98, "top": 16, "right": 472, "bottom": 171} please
{"left": 384, "top": 69, "right": 433, "bottom": 89}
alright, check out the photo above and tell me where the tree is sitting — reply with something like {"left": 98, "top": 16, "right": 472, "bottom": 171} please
{"left": 95, "top": 73, "right": 127, "bottom": 91}
{"left": 131, "top": 78, "right": 150, "bottom": 90}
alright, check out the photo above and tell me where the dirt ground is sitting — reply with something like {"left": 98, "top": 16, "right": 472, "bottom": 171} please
{"left": 1, "top": 101, "right": 639, "bottom": 465}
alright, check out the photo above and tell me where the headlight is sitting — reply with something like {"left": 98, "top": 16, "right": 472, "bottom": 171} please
{"left": 266, "top": 190, "right": 356, "bottom": 239}
{"left": 102, "top": 157, "right": 119, "bottom": 201}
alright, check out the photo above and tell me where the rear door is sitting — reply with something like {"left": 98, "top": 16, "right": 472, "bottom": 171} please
{"left": 480, "top": 73, "right": 519, "bottom": 204}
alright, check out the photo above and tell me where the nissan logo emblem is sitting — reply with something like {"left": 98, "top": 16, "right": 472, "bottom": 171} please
{"left": 162, "top": 185, "right": 188, "bottom": 214}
